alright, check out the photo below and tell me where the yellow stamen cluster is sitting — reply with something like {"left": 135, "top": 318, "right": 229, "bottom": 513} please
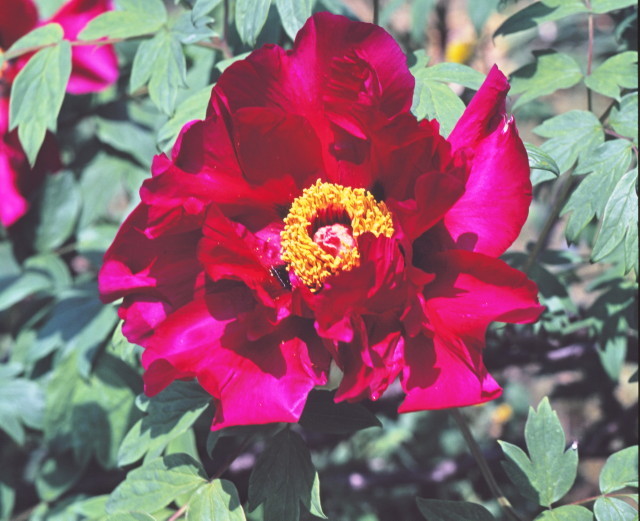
{"left": 281, "top": 180, "right": 394, "bottom": 291}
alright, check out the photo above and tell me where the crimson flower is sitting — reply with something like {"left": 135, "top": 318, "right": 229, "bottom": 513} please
{"left": 99, "top": 13, "right": 543, "bottom": 430}
{"left": 0, "top": 0, "right": 119, "bottom": 227}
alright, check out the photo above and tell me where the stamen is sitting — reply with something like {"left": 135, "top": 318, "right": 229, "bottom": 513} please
{"left": 281, "top": 180, "right": 394, "bottom": 290}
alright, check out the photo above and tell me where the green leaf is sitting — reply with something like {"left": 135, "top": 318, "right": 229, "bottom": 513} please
{"left": 597, "top": 337, "right": 628, "bottom": 381}
{"left": 130, "top": 31, "right": 187, "bottom": 114}
{"left": 187, "top": 480, "right": 246, "bottom": 521}
{"left": 249, "top": 429, "right": 326, "bottom": 521}
{"left": 533, "top": 110, "right": 604, "bottom": 173}
{"left": 235, "top": 0, "right": 272, "bottom": 46}
{"left": 44, "top": 353, "right": 141, "bottom": 468}
{"left": 525, "top": 143, "right": 560, "bottom": 185}
{"left": 106, "top": 454, "right": 207, "bottom": 514}
{"left": 586, "top": 52, "right": 638, "bottom": 100}
{"left": 594, "top": 497, "right": 638, "bottom": 521}
{"left": 500, "top": 397, "right": 578, "bottom": 507}
{"left": 118, "top": 381, "right": 211, "bottom": 466}
{"left": 534, "top": 505, "right": 594, "bottom": 521}
{"left": 590, "top": 0, "right": 638, "bottom": 13}
{"left": 416, "top": 498, "right": 496, "bottom": 520}
{"left": 298, "top": 390, "right": 381, "bottom": 434}
{"left": 96, "top": 119, "right": 157, "bottom": 167}
{"left": 35, "top": 453, "right": 87, "bottom": 502}
{"left": 275, "top": 0, "right": 313, "bottom": 40}
{"left": 104, "top": 513, "right": 157, "bottom": 521}
{"left": 157, "top": 86, "right": 211, "bottom": 151}
{"left": 510, "top": 51, "right": 584, "bottom": 110}
{"left": 418, "top": 62, "right": 485, "bottom": 90}
{"left": 27, "top": 286, "right": 118, "bottom": 376}
{"left": 592, "top": 168, "right": 638, "bottom": 270}
{"left": 494, "top": 0, "right": 588, "bottom": 38}
{"left": 0, "top": 370, "right": 44, "bottom": 444}
{"left": 9, "top": 41, "right": 71, "bottom": 165}
{"left": 610, "top": 93, "right": 638, "bottom": 144}
{"left": 6, "top": 23, "right": 63, "bottom": 55}
{"left": 79, "top": 0, "right": 167, "bottom": 39}
{"left": 411, "top": 79, "right": 465, "bottom": 137}
{"left": 33, "top": 170, "right": 82, "bottom": 252}
{"left": 562, "top": 139, "right": 634, "bottom": 242}
{"left": 192, "top": 0, "right": 223, "bottom": 20}
{"left": 172, "top": 12, "right": 217, "bottom": 44}
{"left": 600, "top": 446, "right": 639, "bottom": 493}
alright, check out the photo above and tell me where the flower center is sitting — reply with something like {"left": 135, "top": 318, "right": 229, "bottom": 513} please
{"left": 281, "top": 180, "right": 394, "bottom": 291}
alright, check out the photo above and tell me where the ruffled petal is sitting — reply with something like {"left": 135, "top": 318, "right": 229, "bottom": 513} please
{"left": 142, "top": 293, "right": 329, "bottom": 429}
{"left": 441, "top": 66, "right": 532, "bottom": 257}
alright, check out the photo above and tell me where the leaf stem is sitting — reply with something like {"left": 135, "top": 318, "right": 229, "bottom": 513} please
{"left": 522, "top": 171, "right": 575, "bottom": 274}
{"left": 585, "top": 0, "right": 594, "bottom": 112}
{"left": 567, "top": 492, "right": 638, "bottom": 507}
{"left": 373, "top": 0, "right": 380, "bottom": 25}
{"left": 450, "top": 408, "right": 525, "bottom": 521}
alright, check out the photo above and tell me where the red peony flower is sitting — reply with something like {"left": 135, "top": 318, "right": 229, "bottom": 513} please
{"left": 99, "top": 13, "right": 544, "bottom": 430}
{"left": 0, "top": 0, "right": 119, "bottom": 227}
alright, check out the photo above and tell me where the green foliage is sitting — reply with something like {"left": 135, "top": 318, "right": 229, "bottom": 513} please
{"left": 106, "top": 453, "right": 207, "bottom": 514}
{"left": 187, "top": 480, "right": 246, "bottom": 521}
{"left": 298, "top": 390, "right": 382, "bottom": 434}
{"left": 118, "top": 381, "right": 211, "bottom": 466}
{"left": 525, "top": 143, "right": 560, "bottom": 185}
{"left": 410, "top": 52, "right": 484, "bottom": 136}
{"left": 44, "top": 353, "right": 141, "bottom": 468}
{"left": 585, "top": 51, "right": 638, "bottom": 100}
{"left": 534, "top": 505, "right": 594, "bottom": 521}
{"left": 249, "top": 429, "right": 326, "bottom": 521}
{"left": 0, "top": 364, "right": 44, "bottom": 444}
{"left": 275, "top": 0, "right": 313, "bottom": 40}
{"left": 499, "top": 398, "right": 578, "bottom": 507}
{"left": 510, "top": 51, "right": 584, "bottom": 110}
{"left": 6, "top": 23, "right": 63, "bottom": 55}
{"left": 236, "top": 0, "right": 272, "bottom": 46}
{"left": 533, "top": 110, "right": 604, "bottom": 173}
{"left": 129, "top": 30, "right": 188, "bottom": 114}
{"left": 416, "top": 498, "right": 496, "bottom": 520}
{"left": 494, "top": 0, "right": 589, "bottom": 38}
{"left": 9, "top": 41, "right": 71, "bottom": 165}
{"left": 599, "top": 446, "right": 638, "bottom": 493}
{"left": 79, "top": 0, "right": 167, "bottom": 39}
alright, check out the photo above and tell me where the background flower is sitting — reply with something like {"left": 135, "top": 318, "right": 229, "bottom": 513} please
{"left": 0, "top": 0, "right": 118, "bottom": 227}
{"left": 100, "top": 12, "right": 543, "bottom": 430}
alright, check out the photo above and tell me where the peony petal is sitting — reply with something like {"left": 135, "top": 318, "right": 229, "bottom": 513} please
{"left": 142, "top": 293, "right": 329, "bottom": 429}
{"left": 334, "top": 315, "right": 405, "bottom": 402}
{"left": 399, "top": 334, "right": 502, "bottom": 411}
{"left": 441, "top": 66, "right": 532, "bottom": 257}
{"left": 48, "top": 0, "right": 119, "bottom": 94}
{"left": 423, "top": 250, "right": 544, "bottom": 343}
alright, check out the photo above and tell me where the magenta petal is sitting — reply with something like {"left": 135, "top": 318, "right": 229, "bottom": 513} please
{"left": 442, "top": 66, "right": 532, "bottom": 257}
{"left": 399, "top": 334, "right": 502, "bottom": 411}
{"left": 143, "top": 294, "right": 328, "bottom": 430}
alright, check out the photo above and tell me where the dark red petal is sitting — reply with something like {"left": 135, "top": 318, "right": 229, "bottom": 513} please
{"left": 334, "top": 316, "right": 405, "bottom": 402}
{"left": 0, "top": 0, "right": 38, "bottom": 49}
{"left": 48, "top": 0, "right": 119, "bottom": 93}
{"left": 442, "top": 66, "right": 532, "bottom": 257}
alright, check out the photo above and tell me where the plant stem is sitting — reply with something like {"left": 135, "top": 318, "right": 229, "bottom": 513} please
{"left": 373, "top": 0, "right": 380, "bottom": 25}
{"left": 567, "top": 492, "right": 639, "bottom": 507}
{"left": 451, "top": 409, "right": 524, "bottom": 521}
{"left": 522, "top": 171, "right": 575, "bottom": 274}
{"left": 585, "top": 0, "right": 594, "bottom": 112}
